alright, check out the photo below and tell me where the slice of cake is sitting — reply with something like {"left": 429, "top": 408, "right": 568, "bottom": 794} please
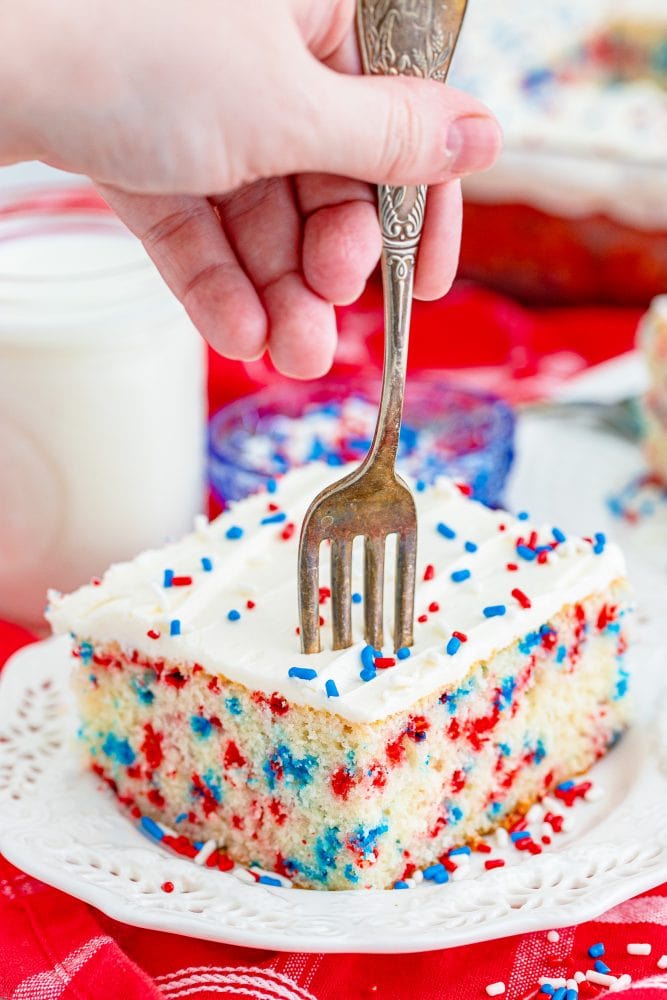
{"left": 47, "top": 464, "right": 630, "bottom": 890}
{"left": 640, "top": 295, "right": 667, "bottom": 485}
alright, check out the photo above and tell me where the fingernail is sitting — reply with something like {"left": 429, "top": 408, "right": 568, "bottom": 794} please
{"left": 446, "top": 115, "right": 502, "bottom": 176}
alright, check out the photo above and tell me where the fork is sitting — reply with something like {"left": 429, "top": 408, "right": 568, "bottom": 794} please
{"left": 297, "top": 0, "right": 469, "bottom": 655}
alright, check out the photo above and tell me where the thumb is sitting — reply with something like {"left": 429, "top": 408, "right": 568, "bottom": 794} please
{"left": 296, "top": 67, "right": 502, "bottom": 187}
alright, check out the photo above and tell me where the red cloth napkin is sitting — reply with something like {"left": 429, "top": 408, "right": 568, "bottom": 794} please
{"left": 2, "top": 283, "right": 665, "bottom": 999}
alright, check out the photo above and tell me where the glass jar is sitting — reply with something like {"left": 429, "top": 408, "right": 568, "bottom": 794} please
{"left": 0, "top": 188, "right": 207, "bottom": 629}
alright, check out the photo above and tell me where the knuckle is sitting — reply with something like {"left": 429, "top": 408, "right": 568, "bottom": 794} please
{"left": 380, "top": 91, "right": 424, "bottom": 179}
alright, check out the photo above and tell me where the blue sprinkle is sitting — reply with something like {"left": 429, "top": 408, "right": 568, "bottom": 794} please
{"left": 483, "top": 605, "right": 506, "bottom": 618}
{"left": 352, "top": 592, "right": 362, "bottom": 604}
{"left": 140, "top": 816, "right": 164, "bottom": 840}
{"left": 556, "top": 645, "right": 567, "bottom": 664}
{"left": 510, "top": 830, "right": 530, "bottom": 842}
{"left": 446, "top": 635, "right": 462, "bottom": 656}
{"left": 288, "top": 666, "right": 318, "bottom": 681}
{"left": 464, "top": 540, "right": 478, "bottom": 553}
{"left": 225, "top": 696, "right": 242, "bottom": 715}
{"left": 393, "top": 880, "right": 409, "bottom": 889}
{"left": 565, "top": 989, "right": 577, "bottom": 1000}
{"left": 191, "top": 715, "right": 213, "bottom": 738}
{"left": 102, "top": 733, "right": 135, "bottom": 766}
{"left": 258, "top": 875, "right": 282, "bottom": 887}
{"left": 360, "top": 667, "right": 376, "bottom": 683}
{"left": 174, "top": 813, "right": 187, "bottom": 824}
{"left": 163, "top": 569, "right": 174, "bottom": 588}
{"left": 448, "top": 845, "right": 471, "bottom": 856}
{"left": 540, "top": 986, "right": 555, "bottom": 996}
{"left": 436, "top": 522, "right": 456, "bottom": 540}
{"left": 415, "top": 480, "right": 426, "bottom": 493}
{"left": 396, "top": 646, "right": 411, "bottom": 660}
{"left": 226, "top": 525, "right": 244, "bottom": 540}
{"left": 227, "top": 609, "right": 241, "bottom": 622}
{"left": 261, "top": 512, "right": 287, "bottom": 525}
{"left": 423, "top": 863, "right": 448, "bottom": 883}
{"left": 201, "top": 556, "right": 213, "bottom": 571}
{"left": 517, "top": 511, "right": 530, "bottom": 521}
{"left": 344, "top": 863, "right": 360, "bottom": 884}
{"left": 594, "top": 959, "right": 611, "bottom": 974}
{"left": 593, "top": 531, "right": 606, "bottom": 554}
{"left": 557, "top": 779, "right": 574, "bottom": 791}
{"left": 588, "top": 942, "right": 605, "bottom": 958}
{"left": 267, "top": 478, "right": 277, "bottom": 494}
{"left": 451, "top": 569, "right": 471, "bottom": 583}
{"left": 552, "top": 527, "right": 566, "bottom": 544}
{"left": 516, "top": 545, "right": 537, "bottom": 561}
{"left": 360, "top": 645, "right": 377, "bottom": 672}
{"left": 170, "top": 619, "right": 181, "bottom": 636}
{"left": 325, "top": 679, "right": 339, "bottom": 698}
{"left": 552, "top": 990, "right": 566, "bottom": 1000}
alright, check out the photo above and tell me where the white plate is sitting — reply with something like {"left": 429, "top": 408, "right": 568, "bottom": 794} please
{"left": 1, "top": 416, "right": 667, "bottom": 953}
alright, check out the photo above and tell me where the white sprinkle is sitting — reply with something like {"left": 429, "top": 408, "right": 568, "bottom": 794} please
{"left": 542, "top": 795, "right": 560, "bottom": 812}
{"left": 566, "top": 979, "right": 578, "bottom": 992}
{"left": 541, "top": 822, "right": 554, "bottom": 838}
{"left": 559, "top": 813, "right": 574, "bottom": 833}
{"left": 627, "top": 943, "right": 652, "bottom": 956}
{"left": 574, "top": 971, "right": 586, "bottom": 983}
{"left": 547, "top": 930, "right": 560, "bottom": 943}
{"left": 587, "top": 970, "right": 617, "bottom": 987}
{"left": 495, "top": 827, "right": 510, "bottom": 849}
{"left": 232, "top": 867, "right": 256, "bottom": 885}
{"left": 405, "top": 878, "right": 416, "bottom": 889}
{"left": 539, "top": 978, "right": 566, "bottom": 989}
{"left": 658, "top": 955, "right": 667, "bottom": 970}
{"left": 584, "top": 784, "right": 603, "bottom": 802}
{"left": 412, "top": 869, "right": 424, "bottom": 884}
{"left": 451, "top": 867, "right": 471, "bottom": 882}
{"left": 485, "top": 982, "right": 505, "bottom": 997}
{"left": 194, "top": 839, "right": 218, "bottom": 866}
{"left": 527, "top": 803, "right": 544, "bottom": 824}
{"left": 610, "top": 974, "right": 632, "bottom": 992}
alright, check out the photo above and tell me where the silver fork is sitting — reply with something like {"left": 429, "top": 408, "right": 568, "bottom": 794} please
{"left": 297, "top": 0, "right": 469, "bottom": 655}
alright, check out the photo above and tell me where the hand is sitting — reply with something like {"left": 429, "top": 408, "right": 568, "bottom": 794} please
{"left": 2, "top": 0, "right": 501, "bottom": 377}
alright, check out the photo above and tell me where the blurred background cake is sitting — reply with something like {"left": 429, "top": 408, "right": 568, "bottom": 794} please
{"left": 451, "top": 0, "right": 667, "bottom": 305}
{"left": 639, "top": 295, "right": 667, "bottom": 482}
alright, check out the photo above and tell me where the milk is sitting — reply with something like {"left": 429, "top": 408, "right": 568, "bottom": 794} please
{"left": 0, "top": 199, "right": 207, "bottom": 628}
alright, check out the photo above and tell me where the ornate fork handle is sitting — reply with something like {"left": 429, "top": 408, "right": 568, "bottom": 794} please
{"left": 357, "top": 0, "right": 468, "bottom": 470}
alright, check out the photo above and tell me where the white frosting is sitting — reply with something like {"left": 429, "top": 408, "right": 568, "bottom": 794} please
{"left": 451, "top": 0, "right": 667, "bottom": 226}
{"left": 47, "top": 463, "right": 625, "bottom": 724}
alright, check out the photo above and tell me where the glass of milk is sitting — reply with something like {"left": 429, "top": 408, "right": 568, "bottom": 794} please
{"left": 0, "top": 187, "right": 207, "bottom": 629}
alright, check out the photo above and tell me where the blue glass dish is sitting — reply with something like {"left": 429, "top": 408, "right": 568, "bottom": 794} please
{"left": 208, "top": 376, "right": 515, "bottom": 508}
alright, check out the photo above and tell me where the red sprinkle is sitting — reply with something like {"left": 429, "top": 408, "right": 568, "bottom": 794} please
{"left": 246, "top": 599, "right": 256, "bottom": 609}
{"left": 90, "top": 577, "right": 102, "bottom": 586}
{"left": 374, "top": 657, "right": 396, "bottom": 669}
{"left": 484, "top": 859, "right": 505, "bottom": 870}
{"left": 161, "top": 881, "right": 175, "bottom": 893}
{"left": 456, "top": 482, "right": 473, "bottom": 496}
{"left": 475, "top": 843, "right": 492, "bottom": 854}
{"left": 511, "top": 587, "right": 532, "bottom": 610}
{"left": 428, "top": 601, "right": 440, "bottom": 613}
{"left": 506, "top": 563, "right": 519, "bottom": 572}
{"left": 280, "top": 522, "right": 295, "bottom": 541}
{"left": 171, "top": 576, "right": 193, "bottom": 587}
{"left": 268, "top": 502, "right": 280, "bottom": 512}
{"left": 417, "top": 614, "right": 428, "bottom": 623}
{"left": 146, "top": 629, "right": 160, "bottom": 640}
{"left": 498, "top": 523, "right": 507, "bottom": 532}
{"left": 423, "top": 564, "right": 435, "bottom": 581}
{"left": 537, "top": 550, "right": 549, "bottom": 564}
{"left": 452, "top": 630, "right": 468, "bottom": 643}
